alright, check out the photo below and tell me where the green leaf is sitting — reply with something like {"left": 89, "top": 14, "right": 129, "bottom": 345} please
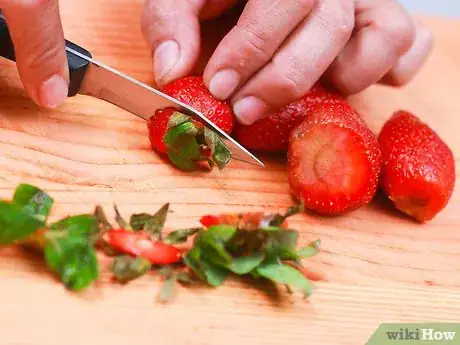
{"left": 44, "top": 215, "right": 99, "bottom": 291}
{"left": 167, "top": 150, "right": 196, "bottom": 171}
{"left": 94, "top": 205, "right": 112, "bottom": 231}
{"left": 129, "top": 204, "right": 169, "bottom": 239}
{"left": 114, "top": 205, "right": 128, "bottom": 229}
{"left": 183, "top": 247, "right": 228, "bottom": 287}
{"left": 157, "top": 273, "right": 178, "bottom": 303}
{"left": 229, "top": 253, "right": 265, "bottom": 275}
{"left": 206, "top": 225, "right": 238, "bottom": 243}
{"left": 268, "top": 204, "right": 304, "bottom": 227}
{"left": 0, "top": 201, "right": 43, "bottom": 244}
{"left": 167, "top": 112, "right": 191, "bottom": 128}
{"left": 51, "top": 215, "right": 99, "bottom": 239}
{"left": 163, "top": 228, "right": 201, "bottom": 245}
{"left": 12, "top": 184, "right": 54, "bottom": 223}
{"left": 176, "top": 271, "right": 195, "bottom": 285}
{"left": 164, "top": 122, "right": 201, "bottom": 160}
{"left": 298, "top": 240, "right": 321, "bottom": 258}
{"left": 255, "top": 258, "right": 314, "bottom": 297}
{"left": 203, "top": 128, "right": 232, "bottom": 170}
{"left": 111, "top": 255, "right": 152, "bottom": 284}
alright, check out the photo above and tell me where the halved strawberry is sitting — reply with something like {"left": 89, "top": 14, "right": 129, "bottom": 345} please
{"left": 288, "top": 101, "right": 381, "bottom": 215}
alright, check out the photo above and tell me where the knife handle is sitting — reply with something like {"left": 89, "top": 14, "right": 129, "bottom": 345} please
{"left": 0, "top": 15, "right": 91, "bottom": 97}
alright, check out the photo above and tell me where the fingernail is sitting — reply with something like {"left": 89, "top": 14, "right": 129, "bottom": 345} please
{"left": 233, "top": 97, "right": 270, "bottom": 125}
{"left": 38, "top": 75, "right": 68, "bottom": 108}
{"left": 209, "top": 69, "right": 240, "bottom": 100}
{"left": 154, "top": 40, "right": 180, "bottom": 86}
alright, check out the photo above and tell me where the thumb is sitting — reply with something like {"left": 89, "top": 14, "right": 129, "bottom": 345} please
{"left": 2, "top": 0, "right": 69, "bottom": 108}
{"left": 141, "top": 0, "right": 205, "bottom": 88}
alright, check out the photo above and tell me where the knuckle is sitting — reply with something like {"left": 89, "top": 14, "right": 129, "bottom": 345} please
{"left": 24, "top": 41, "right": 63, "bottom": 73}
{"left": 271, "top": 59, "right": 309, "bottom": 99}
{"left": 236, "top": 24, "right": 273, "bottom": 62}
{"left": 316, "top": 4, "right": 355, "bottom": 44}
{"left": 376, "top": 9, "right": 416, "bottom": 54}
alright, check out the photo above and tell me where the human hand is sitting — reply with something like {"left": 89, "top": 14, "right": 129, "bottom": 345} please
{"left": 141, "top": 0, "right": 433, "bottom": 125}
{"left": 1, "top": 0, "right": 68, "bottom": 108}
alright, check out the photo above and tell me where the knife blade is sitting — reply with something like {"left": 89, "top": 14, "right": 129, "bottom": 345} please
{"left": 0, "top": 15, "right": 264, "bottom": 167}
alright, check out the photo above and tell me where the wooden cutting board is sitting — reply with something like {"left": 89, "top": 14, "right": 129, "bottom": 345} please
{"left": 0, "top": 1, "right": 459, "bottom": 344}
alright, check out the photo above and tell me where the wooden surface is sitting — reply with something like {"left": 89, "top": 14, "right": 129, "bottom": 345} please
{"left": 0, "top": 2, "right": 459, "bottom": 344}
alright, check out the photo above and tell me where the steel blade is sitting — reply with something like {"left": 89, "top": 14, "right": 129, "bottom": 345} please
{"left": 66, "top": 46, "right": 264, "bottom": 167}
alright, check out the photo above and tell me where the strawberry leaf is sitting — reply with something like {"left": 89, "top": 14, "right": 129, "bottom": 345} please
{"left": 269, "top": 204, "right": 304, "bottom": 227}
{"left": 298, "top": 240, "right": 321, "bottom": 258}
{"left": 111, "top": 255, "right": 152, "bottom": 284}
{"left": 114, "top": 205, "right": 128, "bottom": 229}
{"left": 164, "top": 122, "right": 200, "bottom": 158}
{"left": 157, "top": 271, "right": 178, "bottom": 303}
{"left": 94, "top": 205, "right": 112, "bottom": 232}
{"left": 163, "top": 228, "right": 201, "bottom": 245}
{"left": 255, "top": 258, "right": 314, "bottom": 297}
{"left": 203, "top": 127, "right": 231, "bottom": 170}
{"left": 167, "top": 112, "right": 191, "bottom": 128}
{"left": 12, "top": 184, "right": 53, "bottom": 224}
{"left": 0, "top": 201, "right": 43, "bottom": 244}
{"left": 129, "top": 204, "right": 169, "bottom": 239}
{"left": 44, "top": 215, "right": 99, "bottom": 291}
{"left": 167, "top": 150, "right": 196, "bottom": 171}
{"left": 229, "top": 253, "right": 265, "bottom": 275}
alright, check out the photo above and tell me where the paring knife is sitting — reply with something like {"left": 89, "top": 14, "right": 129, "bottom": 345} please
{"left": 0, "top": 15, "right": 264, "bottom": 167}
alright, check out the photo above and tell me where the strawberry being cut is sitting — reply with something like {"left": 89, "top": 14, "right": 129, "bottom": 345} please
{"left": 148, "top": 76, "right": 235, "bottom": 171}
{"left": 378, "top": 110, "right": 455, "bottom": 222}
{"left": 287, "top": 101, "right": 382, "bottom": 215}
{"left": 234, "top": 83, "right": 345, "bottom": 153}
{"left": 162, "top": 76, "right": 234, "bottom": 135}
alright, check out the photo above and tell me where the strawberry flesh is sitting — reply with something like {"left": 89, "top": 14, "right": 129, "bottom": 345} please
{"left": 288, "top": 101, "right": 381, "bottom": 215}
{"left": 378, "top": 110, "right": 455, "bottom": 222}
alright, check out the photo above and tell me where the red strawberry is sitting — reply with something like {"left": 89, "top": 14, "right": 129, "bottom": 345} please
{"left": 378, "top": 110, "right": 455, "bottom": 222}
{"left": 162, "top": 76, "right": 234, "bottom": 135}
{"left": 287, "top": 101, "right": 381, "bottom": 215}
{"left": 147, "top": 108, "right": 231, "bottom": 171}
{"left": 234, "top": 83, "right": 344, "bottom": 153}
{"left": 103, "top": 229, "right": 182, "bottom": 265}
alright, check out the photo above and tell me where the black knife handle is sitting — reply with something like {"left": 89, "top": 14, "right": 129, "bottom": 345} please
{"left": 0, "top": 15, "right": 92, "bottom": 97}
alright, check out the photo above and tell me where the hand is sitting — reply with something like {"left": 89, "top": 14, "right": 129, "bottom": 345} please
{"left": 1, "top": 0, "right": 68, "bottom": 108}
{"left": 141, "top": 0, "right": 433, "bottom": 125}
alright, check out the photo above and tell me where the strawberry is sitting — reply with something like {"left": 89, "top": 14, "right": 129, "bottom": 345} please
{"left": 162, "top": 76, "right": 234, "bottom": 135}
{"left": 147, "top": 108, "right": 231, "bottom": 171}
{"left": 148, "top": 76, "right": 236, "bottom": 171}
{"left": 103, "top": 229, "right": 182, "bottom": 265}
{"left": 287, "top": 101, "right": 381, "bottom": 215}
{"left": 378, "top": 110, "right": 455, "bottom": 222}
{"left": 234, "top": 83, "right": 344, "bottom": 153}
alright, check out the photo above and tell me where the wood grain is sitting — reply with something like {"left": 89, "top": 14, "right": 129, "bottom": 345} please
{"left": 0, "top": 2, "right": 459, "bottom": 344}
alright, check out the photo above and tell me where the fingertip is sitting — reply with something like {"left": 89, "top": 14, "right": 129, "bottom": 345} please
{"left": 153, "top": 40, "right": 181, "bottom": 87}
{"left": 232, "top": 96, "right": 270, "bottom": 125}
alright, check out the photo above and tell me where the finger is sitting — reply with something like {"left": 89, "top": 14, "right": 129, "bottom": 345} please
{"left": 1, "top": 0, "right": 68, "bottom": 108}
{"left": 231, "top": 0, "right": 354, "bottom": 125}
{"left": 325, "top": 0, "right": 416, "bottom": 95}
{"left": 380, "top": 21, "right": 434, "bottom": 86}
{"left": 203, "top": 0, "right": 316, "bottom": 101}
{"left": 141, "top": 0, "right": 208, "bottom": 88}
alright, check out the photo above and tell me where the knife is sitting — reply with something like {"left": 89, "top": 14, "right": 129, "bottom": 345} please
{"left": 0, "top": 15, "right": 264, "bottom": 167}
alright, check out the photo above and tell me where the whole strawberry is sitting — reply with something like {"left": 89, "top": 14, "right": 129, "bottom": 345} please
{"left": 234, "top": 83, "right": 344, "bottom": 153}
{"left": 288, "top": 101, "right": 381, "bottom": 215}
{"left": 148, "top": 108, "right": 231, "bottom": 171}
{"left": 378, "top": 110, "right": 455, "bottom": 222}
{"left": 162, "top": 76, "right": 234, "bottom": 135}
